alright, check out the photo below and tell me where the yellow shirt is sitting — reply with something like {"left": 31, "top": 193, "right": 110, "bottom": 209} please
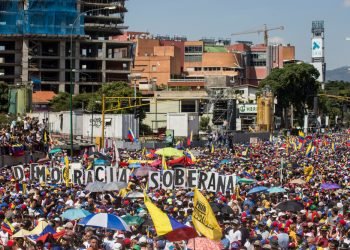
{"left": 262, "top": 200, "right": 271, "bottom": 208}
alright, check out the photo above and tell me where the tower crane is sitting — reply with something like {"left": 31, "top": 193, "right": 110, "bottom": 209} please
{"left": 231, "top": 24, "right": 284, "bottom": 46}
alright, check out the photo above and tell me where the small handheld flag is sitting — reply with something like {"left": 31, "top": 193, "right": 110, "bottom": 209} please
{"left": 127, "top": 128, "right": 138, "bottom": 142}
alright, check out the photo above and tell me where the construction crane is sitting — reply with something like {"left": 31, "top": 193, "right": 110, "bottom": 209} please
{"left": 231, "top": 24, "right": 284, "bottom": 46}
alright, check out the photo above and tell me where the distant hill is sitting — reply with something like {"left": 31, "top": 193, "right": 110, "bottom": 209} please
{"left": 326, "top": 66, "right": 350, "bottom": 82}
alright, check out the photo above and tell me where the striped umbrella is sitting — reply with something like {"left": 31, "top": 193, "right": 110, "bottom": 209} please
{"left": 79, "top": 213, "right": 130, "bottom": 231}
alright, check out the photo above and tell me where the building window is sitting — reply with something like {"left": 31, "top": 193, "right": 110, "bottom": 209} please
{"left": 152, "top": 65, "right": 157, "bottom": 71}
{"left": 185, "top": 55, "right": 202, "bottom": 62}
{"left": 185, "top": 46, "right": 203, "bottom": 53}
{"left": 248, "top": 52, "right": 267, "bottom": 66}
{"left": 181, "top": 100, "right": 196, "bottom": 112}
{"left": 194, "top": 67, "right": 202, "bottom": 71}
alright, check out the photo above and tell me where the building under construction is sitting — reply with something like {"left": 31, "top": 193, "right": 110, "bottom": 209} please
{"left": 0, "top": 0, "right": 133, "bottom": 94}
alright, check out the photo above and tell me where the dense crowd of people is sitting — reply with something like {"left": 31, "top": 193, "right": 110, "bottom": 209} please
{"left": 0, "top": 128, "right": 350, "bottom": 249}
{"left": 0, "top": 116, "right": 50, "bottom": 156}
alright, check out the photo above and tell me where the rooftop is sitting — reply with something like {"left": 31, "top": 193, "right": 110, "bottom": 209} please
{"left": 32, "top": 91, "right": 57, "bottom": 104}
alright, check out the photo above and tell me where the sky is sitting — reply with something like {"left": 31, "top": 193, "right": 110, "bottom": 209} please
{"left": 125, "top": 0, "right": 350, "bottom": 70}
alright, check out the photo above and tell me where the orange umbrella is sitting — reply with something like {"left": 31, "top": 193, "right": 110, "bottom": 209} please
{"left": 187, "top": 237, "right": 223, "bottom": 250}
{"left": 289, "top": 179, "right": 306, "bottom": 185}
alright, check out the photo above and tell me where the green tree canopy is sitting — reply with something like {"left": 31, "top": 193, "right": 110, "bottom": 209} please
{"left": 318, "top": 80, "right": 350, "bottom": 126}
{"left": 259, "top": 63, "right": 320, "bottom": 123}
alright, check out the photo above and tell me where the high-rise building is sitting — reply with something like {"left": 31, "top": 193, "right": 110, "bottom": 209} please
{"left": 0, "top": 0, "right": 133, "bottom": 94}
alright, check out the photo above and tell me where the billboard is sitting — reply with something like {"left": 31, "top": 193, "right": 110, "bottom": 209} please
{"left": 238, "top": 104, "right": 257, "bottom": 114}
{"left": 312, "top": 38, "right": 323, "bottom": 58}
{"left": 165, "top": 129, "right": 174, "bottom": 144}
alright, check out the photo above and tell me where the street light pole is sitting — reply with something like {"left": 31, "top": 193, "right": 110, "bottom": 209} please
{"left": 69, "top": 5, "right": 117, "bottom": 156}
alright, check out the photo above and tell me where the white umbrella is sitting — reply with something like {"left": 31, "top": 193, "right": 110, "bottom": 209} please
{"left": 125, "top": 191, "right": 144, "bottom": 199}
{"left": 103, "top": 182, "right": 127, "bottom": 192}
{"left": 85, "top": 181, "right": 105, "bottom": 193}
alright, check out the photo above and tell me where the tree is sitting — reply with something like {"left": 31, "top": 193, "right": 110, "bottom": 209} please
{"left": 200, "top": 116, "right": 210, "bottom": 131}
{"left": 259, "top": 63, "right": 320, "bottom": 126}
{"left": 49, "top": 92, "right": 70, "bottom": 112}
{"left": 318, "top": 81, "right": 350, "bottom": 126}
{"left": 49, "top": 82, "right": 145, "bottom": 121}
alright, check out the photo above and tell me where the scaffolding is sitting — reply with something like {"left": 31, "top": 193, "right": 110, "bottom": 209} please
{"left": 0, "top": 0, "right": 84, "bottom": 35}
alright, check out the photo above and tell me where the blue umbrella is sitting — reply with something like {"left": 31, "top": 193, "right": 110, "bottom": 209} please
{"left": 61, "top": 208, "right": 92, "bottom": 220}
{"left": 128, "top": 163, "right": 141, "bottom": 169}
{"left": 0, "top": 202, "right": 8, "bottom": 208}
{"left": 94, "top": 159, "right": 108, "bottom": 166}
{"left": 79, "top": 213, "right": 130, "bottom": 231}
{"left": 49, "top": 148, "right": 62, "bottom": 154}
{"left": 320, "top": 183, "right": 341, "bottom": 190}
{"left": 220, "top": 159, "right": 232, "bottom": 165}
{"left": 247, "top": 186, "right": 268, "bottom": 195}
{"left": 267, "top": 187, "right": 287, "bottom": 194}
{"left": 186, "top": 192, "right": 194, "bottom": 197}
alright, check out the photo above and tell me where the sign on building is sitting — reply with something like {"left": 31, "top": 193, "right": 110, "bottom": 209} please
{"left": 238, "top": 104, "right": 257, "bottom": 114}
{"left": 311, "top": 38, "right": 323, "bottom": 58}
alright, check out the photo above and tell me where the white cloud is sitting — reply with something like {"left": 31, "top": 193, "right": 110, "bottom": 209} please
{"left": 344, "top": 0, "right": 350, "bottom": 7}
{"left": 269, "top": 36, "right": 285, "bottom": 45}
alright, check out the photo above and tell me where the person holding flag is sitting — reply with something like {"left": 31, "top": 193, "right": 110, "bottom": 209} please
{"left": 192, "top": 188, "right": 222, "bottom": 241}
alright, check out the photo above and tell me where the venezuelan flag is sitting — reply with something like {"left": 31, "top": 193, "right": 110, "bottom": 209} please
{"left": 144, "top": 193, "right": 197, "bottom": 241}
{"left": 305, "top": 142, "right": 312, "bottom": 157}
{"left": 2, "top": 218, "right": 14, "bottom": 235}
{"left": 15, "top": 182, "right": 27, "bottom": 195}
{"left": 186, "top": 149, "right": 197, "bottom": 162}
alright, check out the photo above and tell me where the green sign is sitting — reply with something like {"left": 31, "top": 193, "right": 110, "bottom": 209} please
{"left": 238, "top": 104, "right": 257, "bottom": 114}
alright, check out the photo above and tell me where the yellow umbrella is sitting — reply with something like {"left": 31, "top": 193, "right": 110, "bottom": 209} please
{"left": 155, "top": 147, "right": 184, "bottom": 157}
{"left": 127, "top": 160, "right": 154, "bottom": 164}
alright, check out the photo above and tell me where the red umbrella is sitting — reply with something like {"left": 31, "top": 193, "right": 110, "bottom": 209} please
{"left": 37, "top": 157, "right": 50, "bottom": 164}
{"left": 150, "top": 159, "right": 161, "bottom": 167}
{"left": 36, "top": 230, "right": 66, "bottom": 243}
{"left": 187, "top": 237, "right": 223, "bottom": 250}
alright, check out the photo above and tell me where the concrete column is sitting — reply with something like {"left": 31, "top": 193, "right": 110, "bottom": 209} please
{"left": 22, "top": 39, "right": 29, "bottom": 82}
{"left": 74, "top": 41, "right": 80, "bottom": 94}
{"left": 102, "top": 41, "right": 106, "bottom": 83}
{"left": 74, "top": 83, "right": 79, "bottom": 94}
{"left": 59, "top": 83, "right": 65, "bottom": 92}
{"left": 304, "top": 115, "right": 308, "bottom": 134}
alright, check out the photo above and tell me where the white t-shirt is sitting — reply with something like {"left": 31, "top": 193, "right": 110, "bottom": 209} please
{"left": 0, "top": 231, "right": 9, "bottom": 245}
{"left": 65, "top": 199, "right": 74, "bottom": 207}
{"left": 103, "top": 238, "right": 116, "bottom": 250}
{"left": 227, "top": 229, "right": 242, "bottom": 243}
